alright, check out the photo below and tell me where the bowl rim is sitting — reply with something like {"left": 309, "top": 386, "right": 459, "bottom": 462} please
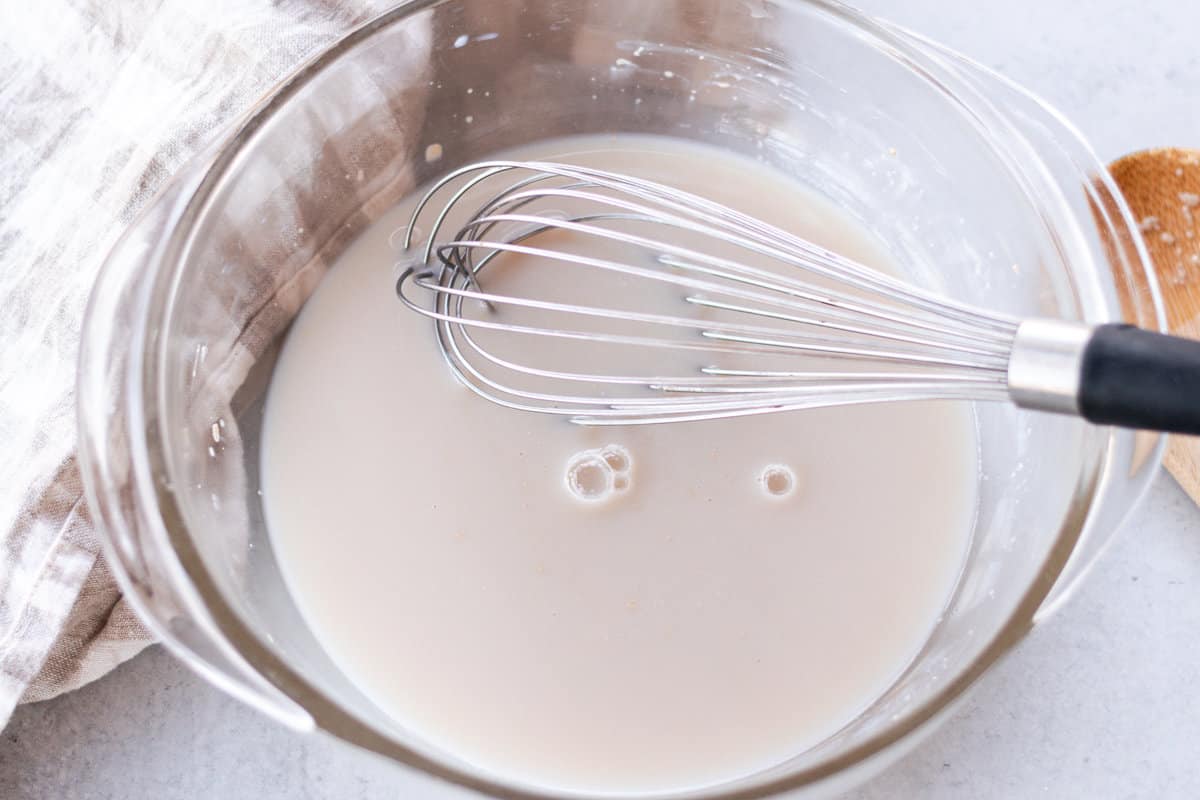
{"left": 128, "top": 1, "right": 1166, "bottom": 797}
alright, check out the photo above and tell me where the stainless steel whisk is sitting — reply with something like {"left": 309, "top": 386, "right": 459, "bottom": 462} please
{"left": 396, "top": 161, "right": 1200, "bottom": 434}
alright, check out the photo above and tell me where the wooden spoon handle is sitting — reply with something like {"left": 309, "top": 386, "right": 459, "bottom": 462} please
{"left": 1110, "top": 148, "right": 1200, "bottom": 503}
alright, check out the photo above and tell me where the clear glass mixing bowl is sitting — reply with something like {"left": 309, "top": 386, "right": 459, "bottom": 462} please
{"left": 77, "top": 1, "right": 1164, "bottom": 797}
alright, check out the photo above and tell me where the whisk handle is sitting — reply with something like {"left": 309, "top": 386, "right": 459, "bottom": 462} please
{"left": 1079, "top": 323, "right": 1200, "bottom": 435}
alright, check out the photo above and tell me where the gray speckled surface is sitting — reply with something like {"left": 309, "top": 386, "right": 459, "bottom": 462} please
{"left": 4, "top": 1, "right": 1200, "bottom": 798}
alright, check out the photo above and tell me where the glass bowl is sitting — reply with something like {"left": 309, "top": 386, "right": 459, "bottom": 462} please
{"left": 76, "top": 1, "right": 1164, "bottom": 797}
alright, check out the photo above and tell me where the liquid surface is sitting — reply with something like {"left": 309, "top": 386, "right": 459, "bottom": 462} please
{"left": 260, "top": 135, "right": 978, "bottom": 794}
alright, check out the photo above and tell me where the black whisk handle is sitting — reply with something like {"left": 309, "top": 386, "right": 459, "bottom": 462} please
{"left": 1079, "top": 323, "right": 1200, "bottom": 435}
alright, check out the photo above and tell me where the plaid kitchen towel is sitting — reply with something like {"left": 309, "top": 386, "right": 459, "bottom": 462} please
{"left": 0, "top": 0, "right": 398, "bottom": 725}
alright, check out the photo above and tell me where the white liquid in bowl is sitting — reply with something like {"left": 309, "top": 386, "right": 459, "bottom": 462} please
{"left": 260, "top": 135, "right": 978, "bottom": 794}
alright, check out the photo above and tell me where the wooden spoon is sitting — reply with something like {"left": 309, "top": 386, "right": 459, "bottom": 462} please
{"left": 1109, "top": 148, "right": 1200, "bottom": 504}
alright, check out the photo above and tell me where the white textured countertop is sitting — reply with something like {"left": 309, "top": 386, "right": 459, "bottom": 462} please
{"left": 4, "top": 1, "right": 1199, "bottom": 798}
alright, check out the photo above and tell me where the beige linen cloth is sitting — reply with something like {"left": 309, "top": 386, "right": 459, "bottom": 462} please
{"left": 0, "top": 0, "right": 399, "bottom": 726}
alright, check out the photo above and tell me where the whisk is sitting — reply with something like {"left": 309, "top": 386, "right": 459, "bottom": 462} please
{"left": 395, "top": 161, "right": 1200, "bottom": 434}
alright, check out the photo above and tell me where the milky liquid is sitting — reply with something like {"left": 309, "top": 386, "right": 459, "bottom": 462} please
{"left": 260, "top": 135, "right": 979, "bottom": 794}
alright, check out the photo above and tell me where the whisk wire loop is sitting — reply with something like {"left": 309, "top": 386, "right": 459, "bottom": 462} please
{"left": 396, "top": 161, "right": 1021, "bottom": 424}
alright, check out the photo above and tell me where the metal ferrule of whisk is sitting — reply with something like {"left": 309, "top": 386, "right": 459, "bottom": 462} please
{"left": 395, "top": 161, "right": 1200, "bottom": 435}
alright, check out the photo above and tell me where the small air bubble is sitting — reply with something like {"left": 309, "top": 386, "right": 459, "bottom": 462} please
{"left": 390, "top": 224, "right": 422, "bottom": 250}
{"left": 759, "top": 464, "right": 796, "bottom": 498}
{"left": 565, "top": 445, "right": 632, "bottom": 503}
{"left": 453, "top": 34, "right": 469, "bottom": 48}
{"left": 566, "top": 455, "right": 612, "bottom": 501}
{"left": 601, "top": 445, "right": 630, "bottom": 472}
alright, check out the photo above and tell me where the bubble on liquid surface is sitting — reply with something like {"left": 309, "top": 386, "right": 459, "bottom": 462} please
{"left": 759, "top": 464, "right": 796, "bottom": 498}
{"left": 565, "top": 444, "right": 633, "bottom": 503}
{"left": 389, "top": 224, "right": 423, "bottom": 251}
{"left": 565, "top": 454, "right": 612, "bottom": 502}
{"left": 601, "top": 446, "right": 629, "bottom": 472}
